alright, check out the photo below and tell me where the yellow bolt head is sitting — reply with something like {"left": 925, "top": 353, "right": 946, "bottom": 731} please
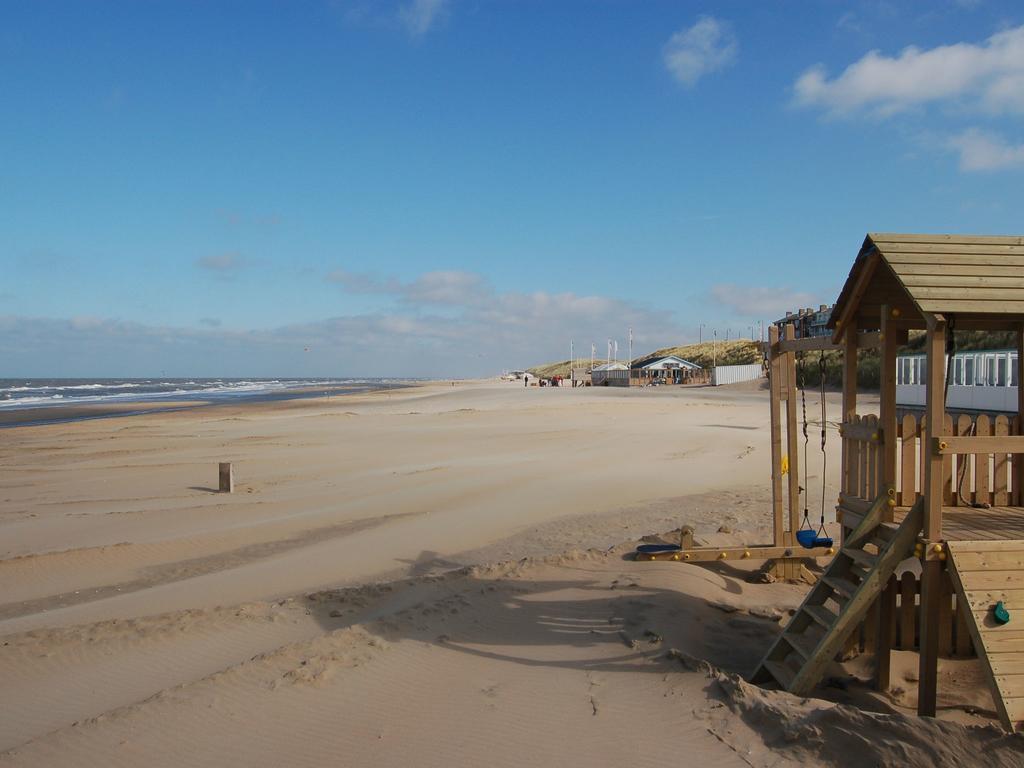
{"left": 743, "top": 550, "right": 751, "bottom": 559}
{"left": 827, "top": 547, "right": 835, "bottom": 555}
{"left": 718, "top": 552, "right": 728, "bottom": 559}
{"left": 671, "top": 553, "right": 680, "bottom": 561}
{"left": 933, "top": 543, "right": 943, "bottom": 553}
{"left": 891, "top": 308, "right": 901, "bottom": 318}
{"left": 887, "top": 498, "right": 896, "bottom": 507}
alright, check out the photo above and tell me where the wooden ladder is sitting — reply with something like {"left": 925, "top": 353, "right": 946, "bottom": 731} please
{"left": 751, "top": 494, "right": 923, "bottom": 696}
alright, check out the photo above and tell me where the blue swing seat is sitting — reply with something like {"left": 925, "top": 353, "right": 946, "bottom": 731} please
{"left": 635, "top": 543, "right": 682, "bottom": 555}
{"left": 795, "top": 529, "right": 818, "bottom": 548}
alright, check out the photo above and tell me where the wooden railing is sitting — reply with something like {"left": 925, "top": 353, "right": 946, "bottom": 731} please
{"left": 842, "top": 412, "right": 1024, "bottom": 508}
{"left": 841, "top": 414, "right": 884, "bottom": 503}
{"left": 859, "top": 569, "right": 974, "bottom": 659}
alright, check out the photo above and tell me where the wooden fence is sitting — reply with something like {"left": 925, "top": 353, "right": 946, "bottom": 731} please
{"left": 859, "top": 569, "right": 975, "bottom": 659}
{"left": 842, "top": 412, "right": 1023, "bottom": 507}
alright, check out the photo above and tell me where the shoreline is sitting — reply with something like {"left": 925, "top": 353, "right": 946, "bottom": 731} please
{"left": 0, "top": 381, "right": 424, "bottom": 428}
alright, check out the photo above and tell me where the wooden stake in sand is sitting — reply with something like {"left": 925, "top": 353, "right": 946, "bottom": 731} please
{"left": 219, "top": 462, "right": 234, "bottom": 493}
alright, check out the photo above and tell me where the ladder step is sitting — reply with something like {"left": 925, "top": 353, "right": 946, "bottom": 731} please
{"left": 784, "top": 632, "right": 818, "bottom": 660}
{"left": 870, "top": 524, "right": 898, "bottom": 544}
{"left": 823, "top": 576, "right": 859, "bottom": 598}
{"left": 762, "top": 659, "right": 796, "bottom": 689}
{"left": 804, "top": 604, "right": 838, "bottom": 628}
{"left": 844, "top": 547, "right": 877, "bottom": 567}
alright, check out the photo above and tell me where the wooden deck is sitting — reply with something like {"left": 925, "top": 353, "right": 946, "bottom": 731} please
{"left": 887, "top": 505, "right": 1024, "bottom": 542}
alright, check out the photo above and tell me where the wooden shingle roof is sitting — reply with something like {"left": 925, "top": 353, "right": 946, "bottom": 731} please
{"left": 829, "top": 233, "right": 1024, "bottom": 337}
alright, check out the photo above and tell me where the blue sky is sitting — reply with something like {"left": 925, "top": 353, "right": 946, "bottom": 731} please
{"left": 2, "top": 0, "right": 1023, "bottom": 376}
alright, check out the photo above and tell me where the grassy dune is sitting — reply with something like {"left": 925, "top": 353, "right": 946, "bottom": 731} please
{"left": 528, "top": 340, "right": 761, "bottom": 379}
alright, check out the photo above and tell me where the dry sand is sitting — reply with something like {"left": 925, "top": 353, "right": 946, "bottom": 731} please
{"left": 1, "top": 380, "right": 1021, "bottom": 766}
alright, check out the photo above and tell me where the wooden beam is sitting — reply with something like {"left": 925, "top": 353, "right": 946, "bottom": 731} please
{"left": 773, "top": 331, "right": 882, "bottom": 354}
{"left": 880, "top": 305, "right": 898, "bottom": 524}
{"left": 784, "top": 323, "right": 801, "bottom": 545}
{"left": 932, "top": 435, "right": 1024, "bottom": 455}
{"left": 918, "top": 318, "right": 946, "bottom": 719}
{"left": 831, "top": 251, "right": 880, "bottom": 344}
{"left": 923, "top": 319, "right": 947, "bottom": 542}
{"left": 638, "top": 544, "right": 833, "bottom": 563}
{"left": 769, "top": 324, "right": 785, "bottom": 548}
{"left": 875, "top": 576, "right": 896, "bottom": 691}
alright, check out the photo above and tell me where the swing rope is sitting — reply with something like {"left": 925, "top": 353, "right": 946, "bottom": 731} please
{"left": 794, "top": 352, "right": 827, "bottom": 548}
{"left": 796, "top": 352, "right": 832, "bottom": 548}
{"left": 818, "top": 352, "right": 830, "bottom": 539}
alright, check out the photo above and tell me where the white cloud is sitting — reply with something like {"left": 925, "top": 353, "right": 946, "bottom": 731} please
{"left": 710, "top": 284, "right": 820, "bottom": 320}
{"left": 947, "top": 128, "right": 1024, "bottom": 170}
{"left": 1, "top": 271, "right": 687, "bottom": 377}
{"left": 794, "top": 24, "right": 1024, "bottom": 117}
{"left": 663, "top": 16, "right": 737, "bottom": 87}
{"left": 399, "top": 0, "right": 448, "bottom": 38}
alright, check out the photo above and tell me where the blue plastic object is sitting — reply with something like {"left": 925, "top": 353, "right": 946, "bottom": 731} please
{"left": 814, "top": 535, "right": 834, "bottom": 548}
{"left": 636, "top": 543, "right": 682, "bottom": 555}
{"left": 795, "top": 529, "right": 819, "bottom": 549}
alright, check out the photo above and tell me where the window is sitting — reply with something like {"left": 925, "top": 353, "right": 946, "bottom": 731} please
{"left": 965, "top": 356, "right": 975, "bottom": 386}
{"left": 1012, "top": 354, "right": 1019, "bottom": 387}
{"left": 997, "top": 355, "right": 1008, "bottom": 387}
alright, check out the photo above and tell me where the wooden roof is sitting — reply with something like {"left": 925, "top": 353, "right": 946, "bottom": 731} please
{"left": 829, "top": 233, "right": 1024, "bottom": 337}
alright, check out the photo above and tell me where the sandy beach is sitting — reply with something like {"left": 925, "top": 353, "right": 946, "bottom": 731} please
{"left": 1, "top": 381, "right": 1020, "bottom": 767}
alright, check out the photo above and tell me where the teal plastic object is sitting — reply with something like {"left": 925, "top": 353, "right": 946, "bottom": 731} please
{"left": 994, "top": 601, "right": 1010, "bottom": 625}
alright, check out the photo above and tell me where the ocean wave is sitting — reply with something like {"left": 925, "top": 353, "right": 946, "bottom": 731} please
{"left": 0, "top": 378, "right": 391, "bottom": 410}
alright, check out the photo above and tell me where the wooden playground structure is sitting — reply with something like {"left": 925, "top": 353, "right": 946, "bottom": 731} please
{"left": 752, "top": 233, "right": 1024, "bottom": 732}
{"left": 637, "top": 308, "right": 854, "bottom": 576}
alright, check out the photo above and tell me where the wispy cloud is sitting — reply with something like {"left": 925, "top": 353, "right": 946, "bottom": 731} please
{"left": 663, "top": 16, "right": 737, "bottom": 88}
{"left": 196, "top": 252, "right": 246, "bottom": 273}
{"left": 0, "top": 279, "right": 685, "bottom": 376}
{"left": 709, "top": 284, "right": 820, "bottom": 320}
{"left": 794, "top": 24, "right": 1024, "bottom": 117}
{"left": 399, "top": 0, "right": 448, "bottom": 38}
{"left": 947, "top": 128, "right": 1024, "bottom": 171}
{"left": 328, "top": 268, "right": 487, "bottom": 306}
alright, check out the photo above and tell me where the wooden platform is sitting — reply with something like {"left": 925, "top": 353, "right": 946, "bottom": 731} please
{"left": 843, "top": 504, "right": 1024, "bottom": 542}
{"left": 946, "top": 540, "right": 1024, "bottom": 732}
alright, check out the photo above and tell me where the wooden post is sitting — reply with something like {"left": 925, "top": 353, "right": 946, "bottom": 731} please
{"left": 875, "top": 576, "right": 897, "bottom": 690}
{"left": 872, "top": 309, "right": 897, "bottom": 685}
{"left": 769, "top": 325, "right": 785, "bottom": 548}
{"left": 879, "top": 305, "right": 898, "bottom": 518}
{"left": 840, "top": 326, "right": 858, "bottom": 538}
{"left": 918, "top": 317, "right": 946, "bottom": 718}
{"left": 784, "top": 324, "right": 801, "bottom": 546}
{"left": 219, "top": 462, "right": 234, "bottom": 493}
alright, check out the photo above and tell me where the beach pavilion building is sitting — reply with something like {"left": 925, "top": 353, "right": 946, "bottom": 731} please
{"left": 629, "top": 355, "right": 704, "bottom": 385}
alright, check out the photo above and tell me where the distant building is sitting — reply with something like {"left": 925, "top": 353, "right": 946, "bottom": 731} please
{"left": 591, "top": 356, "right": 709, "bottom": 387}
{"left": 590, "top": 362, "right": 629, "bottom": 387}
{"left": 630, "top": 355, "right": 705, "bottom": 385}
{"left": 774, "top": 304, "right": 833, "bottom": 338}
